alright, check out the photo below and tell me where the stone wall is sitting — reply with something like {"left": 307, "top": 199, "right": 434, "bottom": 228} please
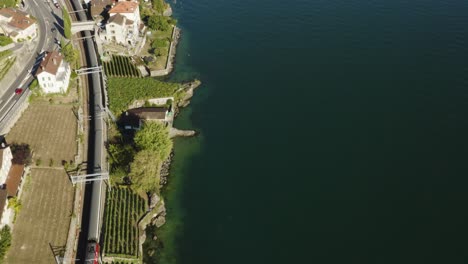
{"left": 150, "top": 26, "right": 180, "bottom": 77}
{"left": 0, "top": 43, "right": 14, "bottom": 52}
{"left": 0, "top": 89, "right": 31, "bottom": 135}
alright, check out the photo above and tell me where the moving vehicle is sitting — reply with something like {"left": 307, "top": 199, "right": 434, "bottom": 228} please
{"left": 53, "top": 0, "right": 59, "bottom": 8}
{"left": 15, "top": 88, "right": 23, "bottom": 95}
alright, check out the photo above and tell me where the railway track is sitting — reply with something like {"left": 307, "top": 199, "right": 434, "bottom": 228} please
{"left": 64, "top": 1, "right": 106, "bottom": 263}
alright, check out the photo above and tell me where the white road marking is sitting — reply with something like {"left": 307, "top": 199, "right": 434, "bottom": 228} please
{"left": 0, "top": 93, "right": 15, "bottom": 114}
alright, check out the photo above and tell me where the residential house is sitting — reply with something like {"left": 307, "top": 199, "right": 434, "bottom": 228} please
{"left": 104, "top": 0, "right": 141, "bottom": 46}
{"left": 0, "top": 138, "right": 25, "bottom": 227}
{"left": 35, "top": 51, "right": 71, "bottom": 94}
{"left": 0, "top": 8, "right": 37, "bottom": 42}
{"left": 0, "top": 140, "right": 12, "bottom": 185}
{"left": 120, "top": 106, "right": 173, "bottom": 130}
{"left": 0, "top": 164, "right": 25, "bottom": 227}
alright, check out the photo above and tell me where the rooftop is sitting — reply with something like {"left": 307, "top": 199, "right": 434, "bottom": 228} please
{"left": 0, "top": 138, "right": 9, "bottom": 170}
{"left": 129, "top": 107, "right": 168, "bottom": 120}
{"left": 36, "top": 51, "right": 64, "bottom": 76}
{"left": 108, "top": 13, "right": 125, "bottom": 26}
{"left": 109, "top": 1, "right": 139, "bottom": 14}
{"left": 0, "top": 8, "right": 36, "bottom": 30}
{"left": 120, "top": 107, "right": 169, "bottom": 128}
{"left": 6, "top": 164, "right": 24, "bottom": 197}
{"left": 0, "top": 189, "right": 7, "bottom": 222}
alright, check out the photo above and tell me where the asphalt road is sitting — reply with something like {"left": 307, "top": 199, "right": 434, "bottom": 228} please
{"left": 0, "top": 1, "right": 61, "bottom": 125}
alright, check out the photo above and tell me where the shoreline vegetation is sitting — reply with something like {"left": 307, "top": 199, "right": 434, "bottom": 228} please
{"left": 103, "top": 0, "right": 199, "bottom": 263}
{"left": 104, "top": 79, "right": 200, "bottom": 263}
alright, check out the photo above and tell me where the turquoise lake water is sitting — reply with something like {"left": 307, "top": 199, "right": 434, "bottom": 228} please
{"left": 144, "top": 0, "right": 468, "bottom": 263}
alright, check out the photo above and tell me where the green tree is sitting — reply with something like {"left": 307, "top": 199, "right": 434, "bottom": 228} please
{"left": 10, "top": 143, "right": 32, "bottom": 165}
{"left": 61, "top": 41, "right": 78, "bottom": 67}
{"left": 0, "top": 36, "right": 12, "bottom": 47}
{"left": 0, "top": 0, "right": 19, "bottom": 8}
{"left": 151, "top": 39, "right": 168, "bottom": 49}
{"left": 62, "top": 7, "right": 72, "bottom": 39}
{"left": 128, "top": 150, "right": 160, "bottom": 194}
{"left": 0, "top": 225, "right": 11, "bottom": 261}
{"left": 151, "top": 0, "right": 166, "bottom": 14}
{"left": 148, "top": 15, "right": 169, "bottom": 31}
{"left": 108, "top": 143, "right": 134, "bottom": 168}
{"left": 134, "top": 122, "right": 172, "bottom": 161}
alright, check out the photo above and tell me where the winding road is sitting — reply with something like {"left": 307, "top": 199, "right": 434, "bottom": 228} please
{"left": 0, "top": 0, "right": 61, "bottom": 127}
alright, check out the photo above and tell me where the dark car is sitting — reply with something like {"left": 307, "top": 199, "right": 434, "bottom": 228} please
{"left": 15, "top": 88, "right": 23, "bottom": 95}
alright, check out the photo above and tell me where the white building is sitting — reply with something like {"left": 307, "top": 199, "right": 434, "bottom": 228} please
{"left": 104, "top": 1, "right": 141, "bottom": 46}
{"left": 35, "top": 51, "right": 71, "bottom": 94}
{"left": 0, "top": 8, "right": 37, "bottom": 42}
{"left": 0, "top": 142, "right": 12, "bottom": 185}
{"left": 0, "top": 138, "right": 24, "bottom": 228}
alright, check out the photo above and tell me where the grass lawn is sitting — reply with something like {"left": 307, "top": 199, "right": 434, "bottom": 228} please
{"left": 0, "top": 36, "right": 13, "bottom": 47}
{"left": 140, "top": 26, "right": 174, "bottom": 70}
{"left": 0, "top": 0, "right": 18, "bottom": 8}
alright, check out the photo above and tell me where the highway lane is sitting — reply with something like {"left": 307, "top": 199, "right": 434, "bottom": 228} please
{"left": 0, "top": 0, "right": 60, "bottom": 125}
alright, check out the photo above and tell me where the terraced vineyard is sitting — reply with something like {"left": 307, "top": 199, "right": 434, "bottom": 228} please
{"left": 103, "top": 55, "right": 142, "bottom": 78}
{"left": 103, "top": 186, "right": 147, "bottom": 258}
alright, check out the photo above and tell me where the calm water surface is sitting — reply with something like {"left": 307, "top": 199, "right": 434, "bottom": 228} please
{"left": 145, "top": 0, "right": 468, "bottom": 263}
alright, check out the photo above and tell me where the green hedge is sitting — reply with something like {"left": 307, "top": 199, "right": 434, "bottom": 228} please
{"left": 0, "top": 36, "right": 13, "bottom": 47}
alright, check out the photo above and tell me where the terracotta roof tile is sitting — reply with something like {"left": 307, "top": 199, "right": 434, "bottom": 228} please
{"left": 36, "top": 50, "right": 63, "bottom": 76}
{"left": 0, "top": 8, "right": 36, "bottom": 30}
{"left": 108, "top": 13, "right": 125, "bottom": 25}
{"left": 6, "top": 164, "right": 24, "bottom": 197}
{"left": 0, "top": 189, "right": 7, "bottom": 221}
{"left": 109, "top": 1, "right": 139, "bottom": 14}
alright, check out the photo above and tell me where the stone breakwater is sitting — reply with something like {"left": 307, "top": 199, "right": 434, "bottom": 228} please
{"left": 160, "top": 151, "right": 174, "bottom": 187}
{"left": 177, "top": 79, "right": 202, "bottom": 109}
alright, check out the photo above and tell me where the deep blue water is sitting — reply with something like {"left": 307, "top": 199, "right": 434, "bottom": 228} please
{"left": 145, "top": 0, "right": 468, "bottom": 263}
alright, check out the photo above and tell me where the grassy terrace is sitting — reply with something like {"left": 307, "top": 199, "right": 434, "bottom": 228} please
{"left": 0, "top": 36, "right": 13, "bottom": 47}
{"left": 107, "top": 77, "right": 182, "bottom": 115}
{"left": 141, "top": 26, "right": 174, "bottom": 70}
{"left": 0, "top": 0, "right": 19, "bottom": 8}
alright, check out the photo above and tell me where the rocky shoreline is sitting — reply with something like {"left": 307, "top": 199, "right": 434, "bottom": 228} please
{"left": 177, "top": 79, "right": 202, "bottom": 109}
{"left": 138, "top": 79, "right": 201, "bottom": 261}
